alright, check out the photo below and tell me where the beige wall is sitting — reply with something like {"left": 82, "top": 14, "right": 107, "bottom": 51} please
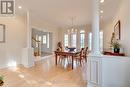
{"left": 0, "top": 15, "right": 27, "bottom": 68}
{"left": 0, "top": 13, "right": 60, "bottom": 68}
{"left": 101, "top": 20, "right": 114, "bottom": 51}
{"left": 102, "top": 0, "right": 130, "bottom": 56}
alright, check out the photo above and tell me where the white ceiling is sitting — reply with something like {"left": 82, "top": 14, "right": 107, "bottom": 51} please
{"left": 16, "top": 0, "right": 121, "bottom": 28}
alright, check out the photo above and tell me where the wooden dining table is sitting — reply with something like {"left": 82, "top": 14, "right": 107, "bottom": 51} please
{"left": 54, "top": 51, "right": 79, "bottom": 69}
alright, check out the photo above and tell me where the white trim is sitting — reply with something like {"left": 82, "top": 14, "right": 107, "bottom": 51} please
{"left": 31, "top": 26, "right": 53, "bottom": 33}
{"left": 34, "top": 55, "right": 54, "bottom": 62}
{"left": 87, "top": 56, "right": 102, "bottom": 87}
{"left": 0, "top": 63, "right": 21, "bottom": 69}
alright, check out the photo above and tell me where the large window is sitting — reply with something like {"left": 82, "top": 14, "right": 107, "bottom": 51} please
{"left": 80, "top": 30, "right": 85, "bottom": 48}
{"left": 35, "top": 35, "right": 41, "bottom": 47}
{"left": 71, "top": 34, "right": 77, "bottom": 47}
{"left": 43, "top": 35, "right": 47, "bottom": 44}
{"left": 47, "top": 33, "right": 49, "bottom": 48}
{"left": 88, "top": 32, "right": 92, "bottom": 51}
{"left": 100, "top": 31, "right": 103, "bottom": 52}
{"left": 64, "top": 34, "right": 69, "bottom": 47}
{"left": 88, "top": 31, "right": 103, "bottom": 51}
{"left": 38, "top": 36, "right": 42, "bottom": 41}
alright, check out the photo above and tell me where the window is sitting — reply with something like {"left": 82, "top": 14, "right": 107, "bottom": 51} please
{"left": 100, "top": 31, "right": 103, "bottom": 52}
{"left": 64, "top": 34, "right": 69, "bottom": 47}
{"left": 36, "top": 35, "right": 39, "bottom": 41}
{"left": 38, "top": 36, "right": 42, "bottom": 41}
{"left": 47, "top": 33, "right": 49, "bottom": 48}
{"left": 71, "top": 34, "right": 77, "bottom": 47}
{"left": 43, "top": 35, "right": 47, "bottom": 44}
{"left": 80, "top": 30, "right": 85, "bottom": 48}
{"left": 88, "top": 32, "right": 92, "bottom": 51}
{"left": 88, "top": 31, "right": 103, "bottom": 51}
{"left": 35, "top": 35, "right": 41, "bottom": 47}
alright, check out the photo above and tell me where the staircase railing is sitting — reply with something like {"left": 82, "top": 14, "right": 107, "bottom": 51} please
{"left": 32, "top": 37, "right": 41, "bottom": 56}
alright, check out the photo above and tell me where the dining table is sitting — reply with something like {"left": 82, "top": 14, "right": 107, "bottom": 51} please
{"left": 54, "top": 50, "right": 79, "bottom": 69}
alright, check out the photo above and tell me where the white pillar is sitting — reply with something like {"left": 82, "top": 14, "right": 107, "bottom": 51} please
{"left": 91, "top": 0, "right": 101, "bottom": 56}
{"left": 87, "top": 0, "right": 102, "bottom": 87}
{"left": 22, "top": 11, "right": 35, "bottom": 68}
{"left": 26, "top": 11, "right": 32, "bottom": 48}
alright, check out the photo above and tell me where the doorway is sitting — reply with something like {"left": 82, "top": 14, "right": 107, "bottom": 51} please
{"left": 32, "top": 28, "right": 53, "bottom": 58}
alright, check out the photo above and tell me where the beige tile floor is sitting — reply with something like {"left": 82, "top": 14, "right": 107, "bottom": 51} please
{"left": 0, "top": 57, "right": 87, "bottom": 87}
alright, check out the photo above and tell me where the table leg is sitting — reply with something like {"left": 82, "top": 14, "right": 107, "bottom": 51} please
{"left": 55, "top": 54, "right": 57, "bottom": 65}
{"left": 72, "top": 55, "right": 74, "bottom": 69}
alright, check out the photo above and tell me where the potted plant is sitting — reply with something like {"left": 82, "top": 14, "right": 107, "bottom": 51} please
{"left": 111, "top": 41, "right": 121, "bottom": 53}
{"left": 0, "top": 75, "right": 4, "bottom": 86}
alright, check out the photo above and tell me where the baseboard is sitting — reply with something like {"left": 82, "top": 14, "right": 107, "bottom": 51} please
{"left": 0, "top": 63, "right": 22, "bottom": 69}
{"left": 0, "top": 65, "right": 7, "bottom": 69}
{"left": 34, "top": 54, "right": 54, "bottom": 62}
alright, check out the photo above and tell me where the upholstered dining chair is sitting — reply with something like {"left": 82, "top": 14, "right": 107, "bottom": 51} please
{"left": 74, "top": 48, "right": 85, "bottom": 66}
{"left": 84, "top": 47, "right": 88, "bottom": 62}
{"left": 74, "top": 47, "right": 88, "bottom": 66}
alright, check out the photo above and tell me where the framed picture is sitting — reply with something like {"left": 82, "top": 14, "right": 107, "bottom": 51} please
{"left": 0, "top": 24, "right": 5, "bottom": 43}
{"left": 114, "top": 20, "right": 121, "bottom": 40}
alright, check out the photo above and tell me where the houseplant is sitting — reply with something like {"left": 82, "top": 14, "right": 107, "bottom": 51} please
{"left": 0, "top": 75, "right": 4, "bottom": 86}
{"left": 111, "top": 41, "right": 121, "bottom": 53}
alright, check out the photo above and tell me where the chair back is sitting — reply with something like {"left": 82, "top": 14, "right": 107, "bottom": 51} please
{"left": 80, "top": 48, "right": 85, "bottom": 58}
{"left": 84, "top": 47, "right": 88, "bottom": 59}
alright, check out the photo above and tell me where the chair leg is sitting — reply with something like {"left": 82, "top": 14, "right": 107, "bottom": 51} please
{"left": 80, "top": 59, "right": 82, "bottom": 66}
{"left": 67, "top": 57, "right": 69, "bottom": 64}
{"left": 68, "top": 56, "right": 71, "bottom": 63}
{"left": 58, "top": 57, "right": 60, "bottom": 63}
{"left": 58, "top": 57, "right": 62, "bottom": 64}
{"left": 85, "top": 57, "right": 87, "bottom": 62}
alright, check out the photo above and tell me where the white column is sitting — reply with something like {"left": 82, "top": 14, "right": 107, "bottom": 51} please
{"left": 22, "top": 11, "right": 35, "bottom": 68}
{"left": 26, "top": 11, "right": 32, "bottom": 48}
{"left": 87, "top": 0, "right": 102, "bottom": 87}
{"left": 91, "top": 0, "right": 101, "bottom": 56}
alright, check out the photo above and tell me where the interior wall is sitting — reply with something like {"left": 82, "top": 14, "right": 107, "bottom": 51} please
{"left": 0, "top": 15, "right": 27, "bottom": 68}
{"left": 102, "top": 0, "right": 130, "bottom": 56}
{"left": 32, "top": 28, "right": 52, "bottom": 53}
{"left": 101, "top": 20, "right": 114, "bottom": 51}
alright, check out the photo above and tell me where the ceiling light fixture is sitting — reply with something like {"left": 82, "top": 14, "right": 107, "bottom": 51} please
{"left": 100, "top": 0, "right": 104, "bottom": 3}
{"left": 18, "top": 6, "right": 22, "bottom": 9}
{"left": 67, "top": 17, "right": 77, "bottom": 34}
{"left": 100, "top": 10, "right": 104, "bottom": 13}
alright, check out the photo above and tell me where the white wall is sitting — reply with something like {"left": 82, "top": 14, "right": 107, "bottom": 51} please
{"left": 0, "top": 15, "right": 27, "bottom": 68}
{"left": 102, "top": 0, "right": 130, "bottom": 56}
{"left": 0, "top": 13, "right": 60, "bottom": 68}
{"left": 101, "top": 20, "right": 114, "bottom": 51}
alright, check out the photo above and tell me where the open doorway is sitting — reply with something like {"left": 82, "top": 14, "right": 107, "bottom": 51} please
{"left": 32, "top": 28, "right": 53, "bottom": 58}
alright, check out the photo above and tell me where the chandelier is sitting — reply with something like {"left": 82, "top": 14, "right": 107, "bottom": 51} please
{"left": 67, "top": 18, "right": 77, "bottom": 34}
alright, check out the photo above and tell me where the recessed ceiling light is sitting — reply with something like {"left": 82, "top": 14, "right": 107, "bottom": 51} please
{"left": 100, "top": 0, "right": 104, "bottom": 3}
{"left": 100, "top": 10, "right": 104, "bottom": 13}
{"left": 18, "top": 6, "right": 22, "bottom": 9}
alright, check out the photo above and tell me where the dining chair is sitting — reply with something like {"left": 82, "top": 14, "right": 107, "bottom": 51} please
{"left": 58, "top": 54, "right": 70, "bottom": 66}
{"left": 74, "top": 48, "right": 85, "bottom": 66}
{"left": 84, "top": 47, "right": 88, "bottom": 62}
